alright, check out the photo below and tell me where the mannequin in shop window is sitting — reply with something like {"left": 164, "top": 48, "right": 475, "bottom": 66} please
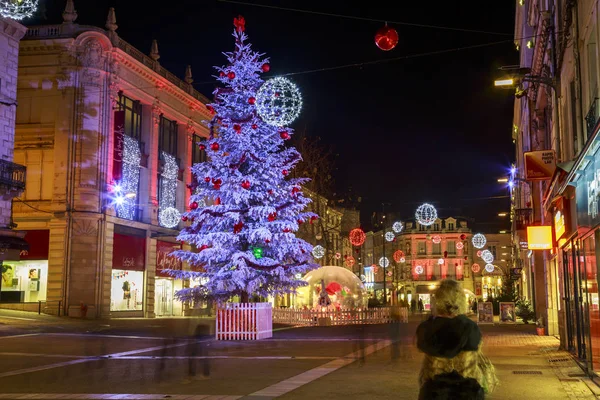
{"left": 122, "top": 280, "right": 131, "bottom": 308}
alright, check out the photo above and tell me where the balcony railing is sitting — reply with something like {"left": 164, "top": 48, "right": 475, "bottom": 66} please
{"left": 586, "top": 98, "right": 600, "bottom": 138}
{"left": 0, "top": 160, "right": 26, "bottom": 192}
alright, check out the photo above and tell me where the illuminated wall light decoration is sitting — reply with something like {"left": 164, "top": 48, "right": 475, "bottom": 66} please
{"left": 349, "top": 228, "right": 367, "bottom": 246}
{"left": 158, "top": 151, "right": 181, "bottom": 228}
{"left": 312, "top": 245, "right": 325, "bottom": 259}
{"left": 485, "top": 264, "right": 495, "bottom": 273}
{"left": 392, "top": 221, "right": 404, "bottom": 233}
{"left": 256, "top": 76, "right": 302, "bottom": 127}
{"left": 400, "top": 257, "right": 406, "bottom": 263}
{"left": 385, "top": 231, "right": 395, "bottom": 242}
{"left": 0, "top": 0, "right": 38, "bottom": 20}
{"left": 481, "top": 250, "right": 494, "bottom": 264}
{"left": 432, "top": 235, "right": 441, "bottom": 244}
{"left": 379, "top": 256, "right": 389, "bottom": 268}
{"left": 334, "top": 252, "right": 341, "bottom": 259}
{"left": 115, "top": 136, "right": 141, "bottom": 220}
{"left": 393, "top": 250, "right": 405, "bottom": 263}
{"left": 472, "top": 233, "right": 487, "bottom": 249}
{"left": 344, "top": 256, "right": 355, "bottom": 268}
{"left": 415, "top": 265, "right": 424, "bottom": 274}
{"left": 437, "top": 258, "right": 444, "bottom": 265}
{"left": 477, "top": 250, "right": 482, "bottom": 257}
{"left": 415, "top": 203, "right": 437, "bottom": 226}
{"left": 456, "top": 242, "right": 464, "bottom": 250}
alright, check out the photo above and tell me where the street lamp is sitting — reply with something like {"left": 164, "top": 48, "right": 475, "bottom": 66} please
{"left": 494, "top": 66, "right": 555, "bottom": 98}
{"left": 498, "top": 212, "right": 508, "bottom": 217}
{"left": 497, "top": 177, "right": 509, "bottom": 183}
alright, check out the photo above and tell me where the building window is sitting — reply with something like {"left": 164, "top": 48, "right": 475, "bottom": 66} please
{"left": 418, "top": 241, "right": 426, "bottom": 254}
{"left": 118, "top": 93, "right": 142, "bottom": 141}
{"left": 447, "top": 241, "right": 456, "bottom": 255}
{"left": 448, "top": 223, "right": 455, "bottom": 230}
{"left": 192, "top": 135, "right": 207, "bottom": 166}
{"left": 432, "top": 242, "right": 441, "bottom": 254}
{"left": 159, "top": 116, "right": 178, "bottom": 156}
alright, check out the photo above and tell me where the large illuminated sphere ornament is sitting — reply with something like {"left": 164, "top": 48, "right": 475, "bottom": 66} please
{"left": 159, "top": 207, "right": 181, "bottom": 228}
{"left": 256, "top": 76, "right": 302, "bottom": 127}
{"left": 456, "top": 242, "right": 464, "bottom": 250}
{"left": 385, "top": 231, "right": 395, "bottom": 242}
{"left": 400, "top": 257, "right": 406, "bottom": 263}
{"left": 415, "top": 203, "right": 437, "bottom": 226}
{"left": 0, "top": 0, "right": 38, "bottom": 20}
{"left": 379, "top": 257, "right": 390, "bottom": 268}
{"left": 476, "top": 250, "right": 483, "bottom": 258}
{"left": 393, "top": 250, "right": 405, "bottom": 263}
{"left": 471, "top": 263, "right": 481, "bottom": 273}
{"left": 437, "top": 258, "right": 444, "bottom": 265}
{"left": 415, "top": 265, "right": 424, "bottom": 275}
{"left": 344, "top": 256, "right": 355, "bottom": 268}
{"left": 472, "top": 233, "right": 487, "bottom": 249}
{"left": 312, "top": 245, "right": 325, "bottom": 259}
{"left": 481, "top": 250, "right": 494, "bottom": 263}
{"left": 374, "top": 25, "right": 399, "bottom": 51}
{"left": 432, "top": 235, "right": 441, "bottom": 244}
{"left": 485, "top": 264, "right": 496, "bottom": 273}
{"left": 349, "top": 228, "right": 367, "bottom": 246}
{"left": 392, "top": 221, "right": 404, "bottom": 233}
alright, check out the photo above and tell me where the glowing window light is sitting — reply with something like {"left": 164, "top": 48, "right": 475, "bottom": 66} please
{"left": 256, "top": 77, "right": 302, "bottom": 127}
{"left": 115, "top": 136, "right": 141, "bottom": 220}
{"left": 158, "top": 151, "right": 181, "bottom": 228}
{"left": 0, "top": 0, "right": 38, "bottom": 20}
{"left": 392, "top": 221, "right": 404, "bottom": 233}
{"left": 415, "top": 203, "right": 437, "bottom": 226}
{"left": 472, "top": 233, "right": 487, "bottom": 249}
{"left": 379, "top": 257, "right": 389, "bottom": 268}
{"left": 385, "top": 231, "right": 395, "bottom": 242}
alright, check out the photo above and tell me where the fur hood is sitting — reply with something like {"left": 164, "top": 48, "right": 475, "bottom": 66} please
{"left": 417, "top": 315, "right": 481, "bottom": 358}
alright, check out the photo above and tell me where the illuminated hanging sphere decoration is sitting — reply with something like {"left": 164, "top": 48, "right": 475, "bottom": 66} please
{"left": 472, "top": 233, "right": 487, "bottom": 249}
{"left": 392, "top": 221, "right": 404, "bottom": 233}
{"left": 295, "top": 273, "right": 302, "bottom": 279}
{"left": 472, "top": 263, "right": 481, "bottom": 273}
{"left": 256, "top": 76, "right": 302, "bottom": 127}
{"left": 481, "top": 250, "right": 494, "bottom": 264}
{"left": 456, "top": 242, "right": 464, "bottom": 250}
{"left": 415, "top": 265, "right": 424, "bottom": 275}
{"left": 312, "top": 245, "right": 325, "bottom": 259}
{"left": 252, "top": 247, "right": 263, "bottom": 259}
{"left": 432, "top": 235, "right": 441, "bottom": 244}
{"left": 485, "top": 263, "right": 496, "bottom": 273}
{"left": 0, "top": 0, "right": 38, "bottom": 20}
{"left": 477, "top": 250, "right": 483, "bottom": 257}
{"left": 159, "top": 207, "right": 181, "bottom": 228}
{"left": 379, "top": 257, "right": 390, "bottom": 268}
{"left": 385, "top": 231, "right": 395, "bottom": 242}
{"left": 349, "top": 228, "right": 367, "bottom": 246}
{"left": 374, "top": 25, "right": 399, "bottom": 51}
{"left": 344, "top": 256, "right": 355, "bottom": 268}
{"left": 400, "top": 257, "right": 406, "bottom": 263}
{"left": 393, "top": 250, "right": 405, "bottom": 263}
{"left": 415, "top": 203, "right": 438, "bottom": 226}
{"left": 437, "top": 258, "right": 444, "bottom": 265}
{"left": 335, "top": 252, "right": 341, "bottom": 259}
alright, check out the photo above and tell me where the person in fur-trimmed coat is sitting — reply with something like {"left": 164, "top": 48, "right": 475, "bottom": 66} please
{"left": 417, "top": 280, "right": 498, "bottom": 399}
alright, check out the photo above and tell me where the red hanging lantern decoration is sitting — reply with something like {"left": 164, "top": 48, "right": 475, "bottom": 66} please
{"left": 349, "top": 228, "right": 367, "bottom": 247}
{"left": 460, "top": 234, "right": 467, "bottom": 241}
{"left": 393, "top": 250, "right": 405, "bottom": 263}
{"left": 374, "top": 25, "right": 399, "bottom": 51}
{"left": 344, "top": 256, "right": 355, "bottom": 268}
{"left": 443, "top": 251, "right": 448, "bottom": 259}
{"left": 472, "top": 263, "right": 481, "bottom": 273}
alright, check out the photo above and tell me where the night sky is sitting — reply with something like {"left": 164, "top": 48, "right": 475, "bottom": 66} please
{"left": 37, "top": 0, "right": 517, "bottom": 232}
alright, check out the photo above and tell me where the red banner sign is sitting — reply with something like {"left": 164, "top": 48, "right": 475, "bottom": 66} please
{"left": 19, "top": 230, "right": 50, "bottom": 260}
{"left": 112, "top": 233, "right": 145, "bottom": 271}
{"left": 156, "top": 241, "right": 182, "bottom": 278}
{"left": 524, "top": 150, "right": 556, "bottom": 181}
{"left": 113, "top": 110, "right": 125, "bottom": 182}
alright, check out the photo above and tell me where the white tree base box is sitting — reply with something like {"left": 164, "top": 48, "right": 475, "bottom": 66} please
{"left": 216, "top": 302, "right": 273, "bottom": 340}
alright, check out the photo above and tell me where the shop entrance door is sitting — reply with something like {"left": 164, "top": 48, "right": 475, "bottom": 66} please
{"left": 155, "top": 279, "right": 173, "bottom": 317}
{"left": 563, "top": 242, "right": 587, "bottom": 360}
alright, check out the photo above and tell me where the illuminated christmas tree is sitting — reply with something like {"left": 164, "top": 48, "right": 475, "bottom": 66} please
{"left": 169, "top": 16, "right": 318, "bottom": 303}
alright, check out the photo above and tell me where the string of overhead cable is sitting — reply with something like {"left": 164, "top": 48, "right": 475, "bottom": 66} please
{"left": 217, "top": 0, "right": 514, "bottom": 36}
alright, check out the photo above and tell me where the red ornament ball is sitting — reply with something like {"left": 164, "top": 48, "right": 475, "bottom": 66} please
{"left": 251, "top": 124, "right": 258, "bottom": 129}
{"left": 291, "top": 187, "right": 300, "bottom": 195}
{"left": 233, "top": 124, "right": 241, "bottom": 132}
{"left": 283, "top": 228, "right": 291, "bottom": 233}
{"left": 261, "top": 63, "right": 270, "bottom": 72}
{"left": 282, "top": 169, "right": 289, "bottom": 176}
{"left": 219, "top": 71, "right": 225, "bottom": 77}
{"left": 349, "top": 228, "right": 367, "bottom": 247}
{"left": 472, "top": 263, "right": 481, "bottom": 273}
{"left": 310, "top": 215, "right": 318, "bottom": 224}
{"left": 248, "top": 97, "right": 256, "bottom": 105}
{"left": 280, "top": 131, "right": 290, "bottom": 140}
{"left": 393, "top": 250, "right": 405, "bottom": 263}
{"left": 204, "top": 177, "right": 210, "bottom": 183}
{"left": 190, "top": 201, "right": 199, "bottom": 210}
{"left": 211, "top": 142, "right": 220, "bottom": 151}
{"left": 214, "top": 197, "right": 221, "bottom": 205}
{"left": 199, "top": 143, "right": 206, "bottom": 151}
{"left": 460, "top": 234, "right": 467, "bottom": 241}
{"left": 182, "top": 216, "right": 188, "bottom": 222}
{"left": 297, "top": 219, "right": 303, "bottom": 225}
{"left": 227, "top": 71, "right": 236, "bottom": 80}
{"left": 265, "top": 239, "right": 271, "bottom": 243}
{"left": 374, "top": 25, "right": 399, "bottom": 51}
{"left": 199, "top": 245, "right": 209, "bottom": 252}
{"left": 233, "top": 221, "right": 244, "bottom": 234}
{"left": 268, "top": 212, "right": 277, "bottom": 222}
{"left": 241, "top": 180, "right": 251, "bottom": 189}
{"left": 206, "top": 105, "right": 215, "bottom": 113}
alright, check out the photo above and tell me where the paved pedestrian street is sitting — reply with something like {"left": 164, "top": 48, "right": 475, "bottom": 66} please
{"left": 0, "top": 312, "right": 596, "bottom": 399}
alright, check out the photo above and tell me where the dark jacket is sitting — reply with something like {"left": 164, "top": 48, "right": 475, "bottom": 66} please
{"left": 417, "top": 315, "right": 484, "bottom": 399}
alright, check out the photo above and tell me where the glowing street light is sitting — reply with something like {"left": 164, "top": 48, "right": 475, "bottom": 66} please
{"left": 497, "top": 177, "right": 509, "bottom": 183}
{"left": 498, "top": 212, "right": 508, "bottom": 217}
{"left": 494, "top": 78, "right": 515, "bottom": 87}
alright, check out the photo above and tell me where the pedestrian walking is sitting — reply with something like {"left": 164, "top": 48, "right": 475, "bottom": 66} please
{"left": 418, "top": 298, "right": 424, "bottom": 313}
{"left": 411, "top": 297, "right": 417, "bottom": 314}
{"left": 416, "top": 279, "right": 498, "bottom": 399}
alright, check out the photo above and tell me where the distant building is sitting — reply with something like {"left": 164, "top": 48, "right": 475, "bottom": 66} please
{"left": 10, "top": 2, "right": 209, "bottom": 318}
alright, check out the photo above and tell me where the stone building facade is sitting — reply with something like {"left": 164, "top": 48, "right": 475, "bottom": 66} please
{"left": 9, "top": 2, "right": 210, "bottom": 318}
{"left": 0, "top": 16, "right": 28, "bottom": 286}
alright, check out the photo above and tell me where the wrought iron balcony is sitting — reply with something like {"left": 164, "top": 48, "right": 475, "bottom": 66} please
{"left": 586, "top": 98, "right": 599, "bottom": 138}
{"left": 0, "top": 159, "right": 26, "bottom": 194}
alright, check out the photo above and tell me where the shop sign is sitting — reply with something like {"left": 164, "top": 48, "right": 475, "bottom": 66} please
{"left": 554, "top": 210, "right": 565, "bottom": 240}
{"left": 19, "top": 230, "right": 50, "bottom": 260}
{"left": 156, "top": 241, "right": 182, "bottom": 278}
{"left": 113, "top": 110, "right": 125, "bottom": 182}
{"left": 519, "top": 241, "right": 528, "bottom": 250}
{"left": 527, "top": 226, "right": 553, "bottom": 250}
{"left": 524, "top": 150, "right": 556, "bottom": 180}
{"left": 112, "top": 233, "right": 145, "bottom": 271}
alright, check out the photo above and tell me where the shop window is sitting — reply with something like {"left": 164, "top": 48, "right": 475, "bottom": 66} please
{"left": 586, "top": 232, "right": 600, "bottom": 370}
{"left": 159, "top": 115, "right": 178, "bottom": 156}
{"left": 0, "top": 260, "right": 48, "bottom": 303}
{"left": 110, "top": 270, "right": 144, "bottom": 311}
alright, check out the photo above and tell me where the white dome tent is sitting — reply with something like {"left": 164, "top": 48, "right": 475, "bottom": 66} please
{"left": 296, "top": 265, "right": 368, "bottom": 309}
